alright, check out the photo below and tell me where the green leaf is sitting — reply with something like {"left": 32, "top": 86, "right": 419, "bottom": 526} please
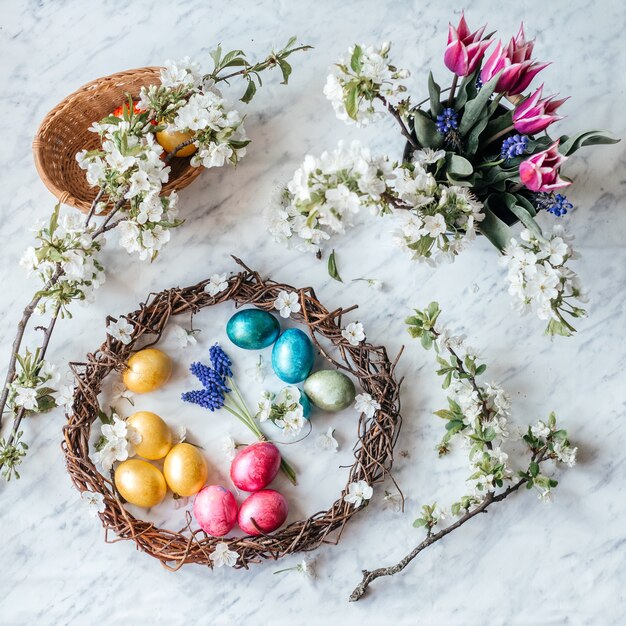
{"left": 412, "top": 109, "right": 443, "bottom": 149}
{"left": 350, "top": 44, "right": 363, "bottom": 73}
{"left": 530, "top": 461, "right": 540, "bottom": 477}
{"left": 420, "top": 332, "right": 434, "bottom": 350}
{"left": 240, "top": 80, "right": 257, "bottom": 104}
{"left": 475, "top": 363, "right": 487, "bottom": 376}
{"left": 278, "top": 58, "right": 292, "bottom": 85}
{"left": 558, "top": 130, "right": 620, "bottom": 156}
{"left": 483, "top": 110, "right": 513, "bottom": 140}
{"left": 479, "top": 202, "right": 513, "bottom": 252}
{"left": 344, "top": 85, "right": 360, "bottom": 120}
{"left": 427, "top": 301, "right": 440, "bottom": 318}
{"left": 455, "top": 69, "right": 478, "bottom": 110}
{"left": 413, "top": 518, "right": 428, "bottom": 528}
{"left": 451, "top": 502, "right": 461, "bottom": 516}
{"left": 465, "top": 113, "right": 490, "bottom": 157}
{"left": 327, "top": 249, "right": 343, "bottom": 282}
{"left": 514, "top": 193, "right": 537, "bottom": 217}
{"left": 459, "top": 70, "right": 502, "bottom": 136}
{"left": 428, "top": 72, "right": 443, "bottom": 117}
{"left": 447, "top": 154, "right": 474, "bottom": 177}
{"left": 434, "top": 409, "right": 455, "bottom": 420}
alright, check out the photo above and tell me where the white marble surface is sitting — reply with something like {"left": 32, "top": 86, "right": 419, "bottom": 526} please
{"left": 1, "top": 1, "right": 625, "bottom": 624}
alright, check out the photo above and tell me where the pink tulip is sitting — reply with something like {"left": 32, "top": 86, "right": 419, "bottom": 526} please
{"left": 513, "top": 85, "right": 568, "bottom": 135}
{"left": 519, "top": 141, "right": 570, "bottom": 192}
{"left": 444, "top": 13, "right": 492, "bottom": 77}
{"left": 481, "top": 24, "right": 549, "bottom": 95}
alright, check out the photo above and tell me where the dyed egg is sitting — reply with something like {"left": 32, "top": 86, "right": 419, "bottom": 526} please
{"left": 226, "top": 309, "right": 280, "bottom": 350}
{"left": 303, "top": 370, "right": 356, "bottom": 412}
{"left": 122, "top": 348, "right": 172, "bottom": 394}
{"left": 193, "top": 485, "right": 238, "bottom": 537}
{"left": 272, "top": 329, "right": 315, "bottom": 384}
{"left": 126, "top": 411, "right": 172, "bottom": 460}
{"left": 114, "top": 459, "right": 166, "bottom": 508}
{"left": 238, "top": 489, "right": 288, "bottom": 536}
{"left": 230, "top": 442, "right": 281, "bottom": 492}
{"left": 299, "top": 391, "right": 312, "bottom": 419}
{"left": 163, "top": 443, "right": 209, "bottom": 497}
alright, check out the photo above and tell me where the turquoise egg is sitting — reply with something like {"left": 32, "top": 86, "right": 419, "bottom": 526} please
{"left": 299, "top": 391, "right": 312, "bottom": 419}
{"left": 272, "top": 329, "right": 315, "bottom": 384}
{"left": 226, "top": 309, "right": 280, "bottom": 350}
{"left": 303, "top": 370, "right": 356, "bottom": 412}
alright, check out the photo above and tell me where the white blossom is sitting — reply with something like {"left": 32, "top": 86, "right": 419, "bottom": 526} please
{"left": 344, "top": 480, "right": 373, "bottom": 507}
{"left": 315, "top": 427, "right": 339, "bottom": 452}
{"left": 112, "top": 381, "right": 134, "bottom": 405}
{"left": 56, "top": 385, "right": 74, "bottom": 411}
{"left": 354, "top": 393, "right": 380, "bottom": 418}
{"left": 245, "top": 356, "right": 267, "bottom": 383}
{"left": 221, "top": 435, "right": 236, "bottom": 460}
{"left": 553, "top": 442, "right": 577, "bottom": 467}
{"left": 106, "top": 319, "right": 134, "bottom": 345}
{"left": 13, "top": 387, "right": 38, "bottom": 411}
{"left": 274, "top": 290, "right": 301, "bottom": 318}
{"left": 81, "top": 490, "right": 106, "bottom": 517}
{"left": 342, "top": 321, "right": 365, "bottom": 346}
{"left": 256, "top": 392, "right": 274, "bottom": 422}
{"left": 205, "top": 273, "right": 228, "bottom": 297}
{"left": 531, "top": 420, "right": 551, "bottom": 439}
{"left": 275, "top": 405, "right": 305, "bottom": 437}
{"left": 210, "top": 542, "right": 238, "bottom": 568}
{"left": 171, "top": 324, "right": 197, "bottom": 349}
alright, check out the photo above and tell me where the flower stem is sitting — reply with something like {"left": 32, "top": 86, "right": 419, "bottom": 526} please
{"left": 482, "top": 124, "right": 516, "bottom": 149}
{"left": 448, "top": 74, "right": 458, "bottom": 107}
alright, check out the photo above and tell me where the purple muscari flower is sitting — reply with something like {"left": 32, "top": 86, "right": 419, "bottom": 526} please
{"left": 535, "top": 192, "right": 573, "bottom": 217}
{"left": 182, "top": 388, "right": 225, "bottom": 411}
{"left": 190, "top": 361, "right": 229, "bottom": 392}
{"left": 209, "top": 343, "right": 233, "bottom": 378}
{"left": 436, "top": 107, "right": 459, "bottom": 134}
{"left": 500, "top": 134, "right": 529, "bottom": 161}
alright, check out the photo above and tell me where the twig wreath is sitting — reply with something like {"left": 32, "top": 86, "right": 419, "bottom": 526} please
{"left": 62, "top": 259, "right": 403, "bottom": 570}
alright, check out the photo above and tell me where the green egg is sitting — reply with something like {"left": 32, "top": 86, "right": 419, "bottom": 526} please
{"left": 303, "top": 369, "right": 356, "bottom": 412}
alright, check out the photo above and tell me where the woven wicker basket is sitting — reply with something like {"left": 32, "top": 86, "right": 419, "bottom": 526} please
{"left": 32, "top": 67, "right": 202, "bottom": 213}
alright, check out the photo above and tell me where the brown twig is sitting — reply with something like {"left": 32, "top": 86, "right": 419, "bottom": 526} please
{"left": 376, "top": 94, "right": 419, "bottom": 151}
{"left": 164, "top": 139, "right": 196, "bottom": 165}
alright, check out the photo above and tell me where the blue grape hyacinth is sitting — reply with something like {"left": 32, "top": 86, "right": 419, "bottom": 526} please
{"left": 535, "top": 192, "right": 573, "bottom": 217}
{"left": 500, "top": 134, "right": 529, "bottom": 161}
{"left": 436, "top": 107, "right": 459, "bottom": 134}
{"left": 209, "top": 343, "right": 233, "bottom": 378}
{"left": 181, "top": 388, "right": 225, "bottom": 411}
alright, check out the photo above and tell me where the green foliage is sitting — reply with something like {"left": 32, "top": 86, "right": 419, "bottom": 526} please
{"left": 327, "top": 249, "right": 343, "bottom": 282}
{"left": 0, "top": 431, "right": 28, "bottom": 481}
{"left": 558, "top": 130, "right": 619, "bottom": 156}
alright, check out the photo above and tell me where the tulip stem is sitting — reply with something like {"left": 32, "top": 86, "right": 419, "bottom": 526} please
{"left": 483, "top": 124, "right": 515, "bottom": 149}
{"left": 448, "top": 75, "right": 458, "bottom": 107}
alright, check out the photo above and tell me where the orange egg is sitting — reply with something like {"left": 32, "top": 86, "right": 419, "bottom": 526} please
{"left": 122, "top": 348, "right": 172, "bottom": 394}
{"left": 155, "top": 127, "right": 197, "bottom": 157}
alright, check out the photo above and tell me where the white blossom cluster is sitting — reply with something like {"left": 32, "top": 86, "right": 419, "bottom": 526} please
{"left": 392, "top": 150, "right": 485, "bottom": 266}
{"left": 266, "top": 140, "right": 395, "bottom": 252}
{"left": 323, "top": 42, "right": 410, "bottom": 126}
{"left": 76, "top": 115, "right": 180, "bottom": 261}
{"left": 20, "top": 207, "right": 105, "bottom": 316}
{"left": 93, "top": 413, "right": 140, "bottom": 472}
{"left": 256, "top": 386, "right": 306, "bottom": 437}
{"left": 6, "top": 351, "right": 59, "bottom": 415}
{"left": 501, "top": 226, "right": 587, "bottom": 336}
{"left": 139, "top": 58, "right": 249, "bottom": 170}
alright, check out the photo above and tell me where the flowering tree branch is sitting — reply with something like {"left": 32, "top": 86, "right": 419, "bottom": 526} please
{"left": 0, "top": 39, "right": 310, "bottom": 482}
{"left": 348, "top": 302, "right": 577, "bottom": 601}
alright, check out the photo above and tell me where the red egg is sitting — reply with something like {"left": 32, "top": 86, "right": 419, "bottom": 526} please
{"left": 230, "top": 442, "right": 281, "bottom": 492}
{"left": 238, "top": 489, "right": 288, "bottom": 536}
{"left": 193, "top": 485, "right": 238, "bottom": 537}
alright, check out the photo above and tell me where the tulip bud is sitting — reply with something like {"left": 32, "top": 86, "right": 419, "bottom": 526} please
{"left": 519, "top": 141, "right": 570, "bottom": 192}
{"left": 444, "top": 13, "right": 492, "bottom": 77}
{"left": 513, "top": 85, "right": 568, "bottom": 135}
{"left": 481, "top": 24, "right": 548, "bottom": 95}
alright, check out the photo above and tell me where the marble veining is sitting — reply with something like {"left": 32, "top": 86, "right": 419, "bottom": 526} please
{"left": 0, "top": 1, "right": 625, "bottom": 624}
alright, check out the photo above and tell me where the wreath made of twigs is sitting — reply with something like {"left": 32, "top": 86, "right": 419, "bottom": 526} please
{"left": 62, "top": 258, "right": 403, "bottom": 570}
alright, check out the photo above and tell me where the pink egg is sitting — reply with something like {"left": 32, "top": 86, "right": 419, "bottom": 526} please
{"left": 193, "top": 485, "right": 238, "bottom": 537}
{"left": 230, "top": 442, "right": 281, "bottom": 492}
{"left": 238, "top": 489, "right": 288, "bottom": 536}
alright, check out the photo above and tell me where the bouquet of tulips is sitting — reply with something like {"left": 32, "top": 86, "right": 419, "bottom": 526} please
{"left": 268, "top": 15, "right": 619, "bottom": 337}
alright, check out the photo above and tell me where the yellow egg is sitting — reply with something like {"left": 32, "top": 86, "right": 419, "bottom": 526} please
{"left": 155, "top": 127, "right": 197, "bottom": 157}
{"left": 126, "top": 411, "right": 172, "bottom": 460}
{"left": 122, "top": 348, "right": 172, "bottom": 394}
{"left": 114, "top": 459, "right": 167, "bottom": 508}
{"left": 163, "top": 443, "right": 209, "bottom": 497}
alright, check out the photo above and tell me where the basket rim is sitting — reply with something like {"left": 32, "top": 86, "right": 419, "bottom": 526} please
{"left": 63, "top": 260, "right": 403, "bottom": 571}
{"left": 32, "top": 65, "right": 202, "bottom": 211}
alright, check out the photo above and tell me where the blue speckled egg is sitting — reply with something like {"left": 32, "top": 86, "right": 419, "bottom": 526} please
{"left": 299, "top": 391, "right": 312, "bottom": 419}
{"left": 272, "top": 329, "right": 315, "bottom": 384}
{"left": 226, "top": 309, "right": 280, "bottom": 350}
